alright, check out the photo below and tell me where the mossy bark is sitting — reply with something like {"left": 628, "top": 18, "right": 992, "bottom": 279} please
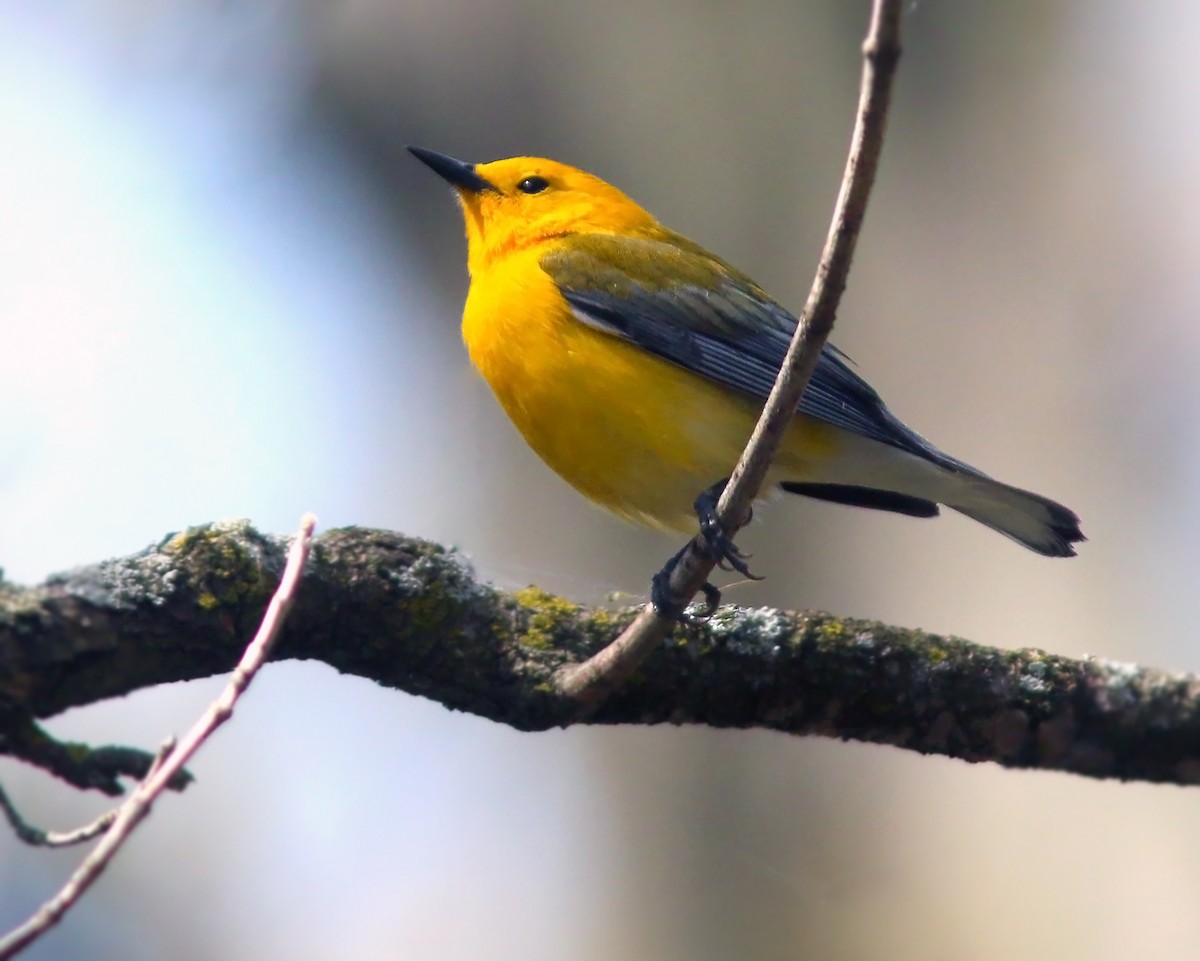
{"left": 2, "top": 521, "right": 1198, "bottom": 789}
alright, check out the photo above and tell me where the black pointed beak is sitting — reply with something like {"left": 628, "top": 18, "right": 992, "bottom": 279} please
{"left": 407, "top": 146, "right": 498, "bottom": 194}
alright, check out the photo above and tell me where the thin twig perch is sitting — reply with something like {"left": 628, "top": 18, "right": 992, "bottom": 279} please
{"left": 557, "top": 0, "right": 905, "bottom": 707}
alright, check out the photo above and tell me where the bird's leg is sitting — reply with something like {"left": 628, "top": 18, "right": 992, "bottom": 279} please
{"left": 650, "top": 480, "right": 764, "bottom": 621}
{"left": 693, "top": 479, "right": 764, "bottom": 581}
{"left": 651, "top": 544, "right": 722, "bottom": 622}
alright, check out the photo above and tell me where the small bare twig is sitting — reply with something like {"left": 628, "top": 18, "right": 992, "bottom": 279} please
{"left": 0, "top": 783, "right": 117, "bottom": 848}
{"left": 0, "top": 720, "right": 193, "bottom": 796}
{"left": 0, "top": 513, "right": 317, "bottom": 961}
{"left": 558, "top": 0, "right": 905, "bottom": 707}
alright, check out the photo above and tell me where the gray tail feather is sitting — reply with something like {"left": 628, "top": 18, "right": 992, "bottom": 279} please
{"left": 944, "top": 474, "right": 1084, "bottom": 558}
{"left": 779, "top": 447, "right": 1084, "bottom": 557}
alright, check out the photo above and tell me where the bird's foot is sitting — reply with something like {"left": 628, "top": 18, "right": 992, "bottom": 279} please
{"left": 693, "top": 481, "right": 764, "bottom": 582}
{"left": 650, "top": 545, "right": 722, "bottom": 622}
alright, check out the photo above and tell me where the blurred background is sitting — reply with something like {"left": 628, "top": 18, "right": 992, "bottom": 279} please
{"left": 2, "top": 1, "right": 1199, "bottom": 958}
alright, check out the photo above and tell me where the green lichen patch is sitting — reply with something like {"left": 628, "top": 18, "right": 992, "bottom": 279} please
{"left": 42, "top": 519, "right": 285, "bottom": 615}
{"left": 513, "top": 587, "right": 581, "bottom": 650}
{"left": 162, "top": 519, "right": 281, "bottom": 613}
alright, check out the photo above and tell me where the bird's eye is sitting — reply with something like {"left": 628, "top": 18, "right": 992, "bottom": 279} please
{"left": 517, "top": 176, "right": 549, "bottom": 194}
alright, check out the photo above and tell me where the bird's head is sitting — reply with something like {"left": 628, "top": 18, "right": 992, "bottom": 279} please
{"left": 408, "top": 147, "right": 658, "bottom": 274}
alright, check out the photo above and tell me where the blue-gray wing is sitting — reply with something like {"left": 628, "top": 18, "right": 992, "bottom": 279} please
{"left": 541, "top": 234, "right": 975, "bottom": 474}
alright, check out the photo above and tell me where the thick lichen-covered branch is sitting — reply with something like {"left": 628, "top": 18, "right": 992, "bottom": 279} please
{"left": 1, "top": 521, "right": 1197, "bottom": 787}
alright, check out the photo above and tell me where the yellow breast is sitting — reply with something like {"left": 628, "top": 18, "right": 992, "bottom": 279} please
{"left": 461, "top": 245, "right": 837, "bottom": 529}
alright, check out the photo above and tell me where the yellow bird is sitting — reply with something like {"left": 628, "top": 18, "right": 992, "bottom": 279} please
{"left": 409, "top": 147, "right": 1083, "bottom": 611}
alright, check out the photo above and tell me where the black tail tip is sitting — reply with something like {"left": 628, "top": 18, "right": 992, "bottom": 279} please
{"left": 1041, "top": 506, "right": 1086, "bottom": 557}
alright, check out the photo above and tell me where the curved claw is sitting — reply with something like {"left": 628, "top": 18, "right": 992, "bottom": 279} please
{"left": 694, "top": 581, "right": 722, "bottom": 618}
{"left": 693, "top": 482, "right": 765, "bottom": 582}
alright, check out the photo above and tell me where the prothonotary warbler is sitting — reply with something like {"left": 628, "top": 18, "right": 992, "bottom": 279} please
{"left": 409, "top": 146, "right": 1084, "bottom": 612}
